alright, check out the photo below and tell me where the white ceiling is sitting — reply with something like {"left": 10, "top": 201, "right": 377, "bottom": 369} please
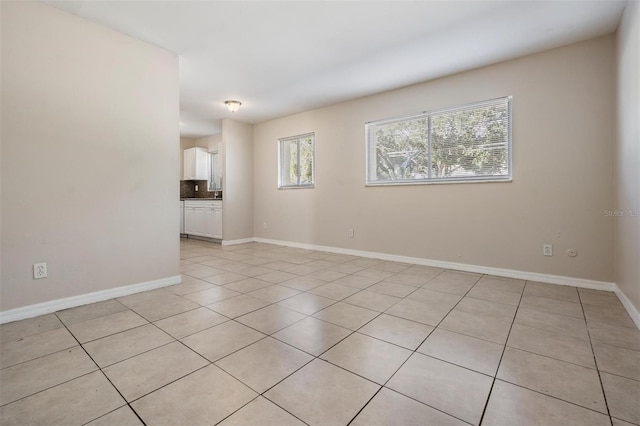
{"left": 45, "top": 0, "right": 627, "bottom": 138}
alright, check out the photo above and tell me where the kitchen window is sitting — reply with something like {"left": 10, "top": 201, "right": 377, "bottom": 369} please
{"left": 366, "top": 97, "right": 512, "bottom": 185}
{"left": 278, "top": 133, "right": 315, "bottom": 188}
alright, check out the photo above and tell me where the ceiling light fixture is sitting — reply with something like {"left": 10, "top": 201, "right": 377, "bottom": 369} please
{"left": 224, "top": 100, "right": 242, "bottom": 113}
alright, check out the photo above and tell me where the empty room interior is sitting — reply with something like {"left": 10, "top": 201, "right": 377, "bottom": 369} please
{"left": 1, "top": 0, "right": 639, "bottom": 425}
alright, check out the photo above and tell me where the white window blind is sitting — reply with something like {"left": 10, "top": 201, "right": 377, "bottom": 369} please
{"left": 366, "top": 97, "right": 512, "bottom": 185}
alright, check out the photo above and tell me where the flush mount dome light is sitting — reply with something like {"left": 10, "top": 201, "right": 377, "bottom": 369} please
{"left": 224, "top": 100, "right": 242, "bottom": 112}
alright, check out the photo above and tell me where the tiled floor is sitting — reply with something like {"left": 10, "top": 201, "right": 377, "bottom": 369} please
{"left": 1, "top": 239, "right": 639, "bottom": 425}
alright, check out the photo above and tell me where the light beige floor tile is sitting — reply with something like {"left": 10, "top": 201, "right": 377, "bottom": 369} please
{"left": 202, "top": 272, "right": 247, "bottom": 285}
{"left": 183, "top": 265, "right": 228, "bottom": 279}
{"left": 523, "top": 281, "right": 580, "bottom": 302}
{"left": 421, "top": 270, "right": 480, "bottom": 296}
{"left": 0, "top": 314, "right": 63, "bottom": 343}
{"left": 612, "top": 418, "right": 637, "bottom": 426}
{"left": 68, "top": 310, "right": 147, "bottom": 343}
{"left": 86, "top": 406, "right": 143, "bottom": 426}
{"left": 515, "top": 308, "right": 589, "bottom": 340}
{"left": 386, "top": 353, "right": 493, "bottom": 425}
{"left": 219, "top": 396, "right": 305, "bottom": 426}
{"left": 455, "top": 297, "right": 517, "bottom": 321}
{"left": 466, "top": 286, "right": 522, "bottom": 306}
{"left": 332, "top": 275, "right": 381, "bottom": 289}
{"left": 507, "top": 324, "right": 595, "bottom": 368}
{"left": 83, "top": 324, "right": 174, "bottom": 367}
{"left": 255, "top": 271, "right": 298, "bottom": 284}
{"left": 439, "top": 308, "right": 512, "bottom": 344}
{"left": 343, "top": 290, "right": 401, "bottom": 312}
{"left": 308, "top": 282, "right": 360, "bottom": 300}
{"left": 56, "top": 299, "right": 129, "bottom": 325}
{"left": 580, "top": 291, "right": 621, "bottom": 307}
{"left": 358, "top": 314, "right": 433, "bottom": 350}
{"left": 497, "top": 347, "right": 607, "bottom": 413}
{"left": 279, "top": 276, "right": 327, "bottom": 291}
{"left": 277, "top": 293, "right": 336, "bottom": 315}
{"left": 247, "top": 285, "right": 301, "bottom": 303}
{"left": 327, "top": 263, "right": 366, "bottom": 274}
{"left": 216, "top": 337, "right": 313, "bottom": 393}
{"left": 236, "top": 305, "right": 306, "bottom": 334}
{"left": 153, "top": 307, "right": 227, "bottom": 338}
{"left": 520, "top": 294, "right": 584, "bottom": 318}
{"left": 351, "top": 387, "right": 466, "bottom": 426}
{"left": 223, "top": 278, "right": 272, "bottom": 293}
{"left": 0, "top": 346, "right": 97, "bottom": 405}
{"left": 0, "top": 371, "right": 124, "bottom": 426}
{"left": 353, "top": 268, "right": 395, "bottom": 281}
{"left": 418, "top": 328, "right": 503, "bottom": 376}
{"left": 234, "top": 265, "right": 273, "bottom": 277}
{"left": 207, "top": 295, "right": 270, "bottom": 318}
{"left": 467, "top": 276, "right": 524, "bottom": 306}
{"left": 346, "top": 258, "right": 382, "bottom": 268}
{"left": 402, "top": 264, "right": 443, "bottom": 278}
{"left": 184, "top": 286, "right": 241, "bottom": 305}
{"left": 321, "top": 333, "right": 412, "bottom": 384}
{"left": 593, "top": 342, "right": 640, "bottom": 381}
{"left": 482, "top": 380, "right": 610, "bottom": 426}
{"left": 118, "top": 291, "right": 200, "bottom": 322}
{"left": 367, "top": 281, "right": 416, "bottom": 298}
{"left": 273, "top": 317, "right": 351, "bottom": 356}
{"left": 600, "top": 373, "right": 640, "bottom": 425}
{"left": 407, "top": 287, "right": 462, "bottom": 306}
{"left": 181, "top": 321, "right": 264, "bottom": 362}
{"left": 103, "top": 341, "right": 208, "bottom": 401}
{"left": 313, "top": 302, "right": 378, "bottom": 330}
{"left": 265, "top": 359, "right": 379, "bottom": 426}
{"left": 0, "top": 326, "right": 77, "bottom": 369}
{"left": 132, "top": 365, "right": 256, "bottom": 425}
{"left": 381, "top": 274, "right": 428, "bottom": 287}
{"left": 385, "top": 298, "right": 453, "bottom": 326}
{"left": 584, "top": 304, "right": 637, "bottom": 329}
{"left": 588, "top": 321, "right": 640, "bottom": 351}
{"left": 164, "top": 279, "right": 215, "bottom": 296}
{"left": 302, "top": 270, "right": 347, "bottom": 282}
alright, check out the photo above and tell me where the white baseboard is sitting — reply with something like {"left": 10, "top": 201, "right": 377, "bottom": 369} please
{"left": 254, "top": 237, "right": 615, "bottom": 291}
{"left": 222, "top": 238, "right": 255, "bottom": 246}
{"left": 614, "top": 284, "right": 640, "bottom": 329}
{"left": 0, "top": 275, "right": 182, "bottom": 325}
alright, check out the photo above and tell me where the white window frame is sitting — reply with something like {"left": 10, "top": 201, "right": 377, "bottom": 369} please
{"left": 365, "top": 97, "right": 512, "bottom": 186}
{"left": 278, "top": 132, "right": 315, "bottom": 189}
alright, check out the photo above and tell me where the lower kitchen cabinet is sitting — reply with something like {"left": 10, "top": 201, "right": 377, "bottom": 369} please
{"left": 183, "top": 200, "right": 222, "bottom": 239}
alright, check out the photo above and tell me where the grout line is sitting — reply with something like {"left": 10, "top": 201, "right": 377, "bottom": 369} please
{"left": 476, "top": 286, "right": 524, "bottom": 425}
{"left": 578, "top": 290, "right": 614, "bottom": 425}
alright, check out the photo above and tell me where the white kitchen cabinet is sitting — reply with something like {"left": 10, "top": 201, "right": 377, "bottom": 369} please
{"left": 183, "top": 147, "right": 210, "bottom": 180}
{"left": 183, "top": 200, "right": 222, "bottom": 239}
{"left": 180, "top": 201, "right": 185, "bottom": 234}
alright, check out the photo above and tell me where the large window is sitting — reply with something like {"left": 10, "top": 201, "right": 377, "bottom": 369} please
{"left": 278, "top": 133, "right": 315, "bottom": 188}
{"left": 366, "top": 97, "right": 511, "bottom": 185}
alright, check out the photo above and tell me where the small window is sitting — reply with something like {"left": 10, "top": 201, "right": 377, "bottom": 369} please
{"left": 366, "top": 97, "right": 511, "bottom": 185}
{"left": 278, "top": 133, "right": 315, "bottom": 188}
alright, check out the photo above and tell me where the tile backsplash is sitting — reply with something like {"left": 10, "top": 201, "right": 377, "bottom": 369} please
{"left": 181, "top": 180, "right": 221, "bottom": 199}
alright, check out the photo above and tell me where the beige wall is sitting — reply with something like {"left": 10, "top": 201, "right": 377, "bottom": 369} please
{"left": 1, "top": 2, "right": 180, "bottom": 311}
{"left": 253, "top": 36, "right": 616, "bottom": 282}
{"left": 615, "top": 1, "right": 640, "bottom": 310}
{"left": 222, "top": 119, "right": 254, "bottom": 241}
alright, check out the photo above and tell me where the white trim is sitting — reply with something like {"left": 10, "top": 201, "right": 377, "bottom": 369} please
{"left": 222, "top": 238, "right": 255, "bottom": 246}
{"left": 0, "top": 275, "right": 181, "bottom": 325}
{"left": 253, "top": 237, "right": 616, "bottom": 292}
{"left": 614, "top": 284, "right": 640, "bottom": 329}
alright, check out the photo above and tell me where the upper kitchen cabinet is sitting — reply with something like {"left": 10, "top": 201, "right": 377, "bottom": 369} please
{"left": 183, "top": 147, "right": 209, "bottom": 180}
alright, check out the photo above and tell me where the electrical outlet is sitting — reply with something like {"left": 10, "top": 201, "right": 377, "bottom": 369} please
{"left": 543, "top": 244, "right": 553, "bottom": 257}
{"left": 348, "top": 229, "right": 354, "bottom": 238}
{"left": 195, "top": 184, "right": 199, "bottom": 191}
{"left": 33, "top": 263, "right": 47, "bottom": 279}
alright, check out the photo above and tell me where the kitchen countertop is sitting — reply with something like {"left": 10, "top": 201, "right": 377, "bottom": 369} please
{"left": 181, "top": 198, "right": 223, "bottom": 201}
